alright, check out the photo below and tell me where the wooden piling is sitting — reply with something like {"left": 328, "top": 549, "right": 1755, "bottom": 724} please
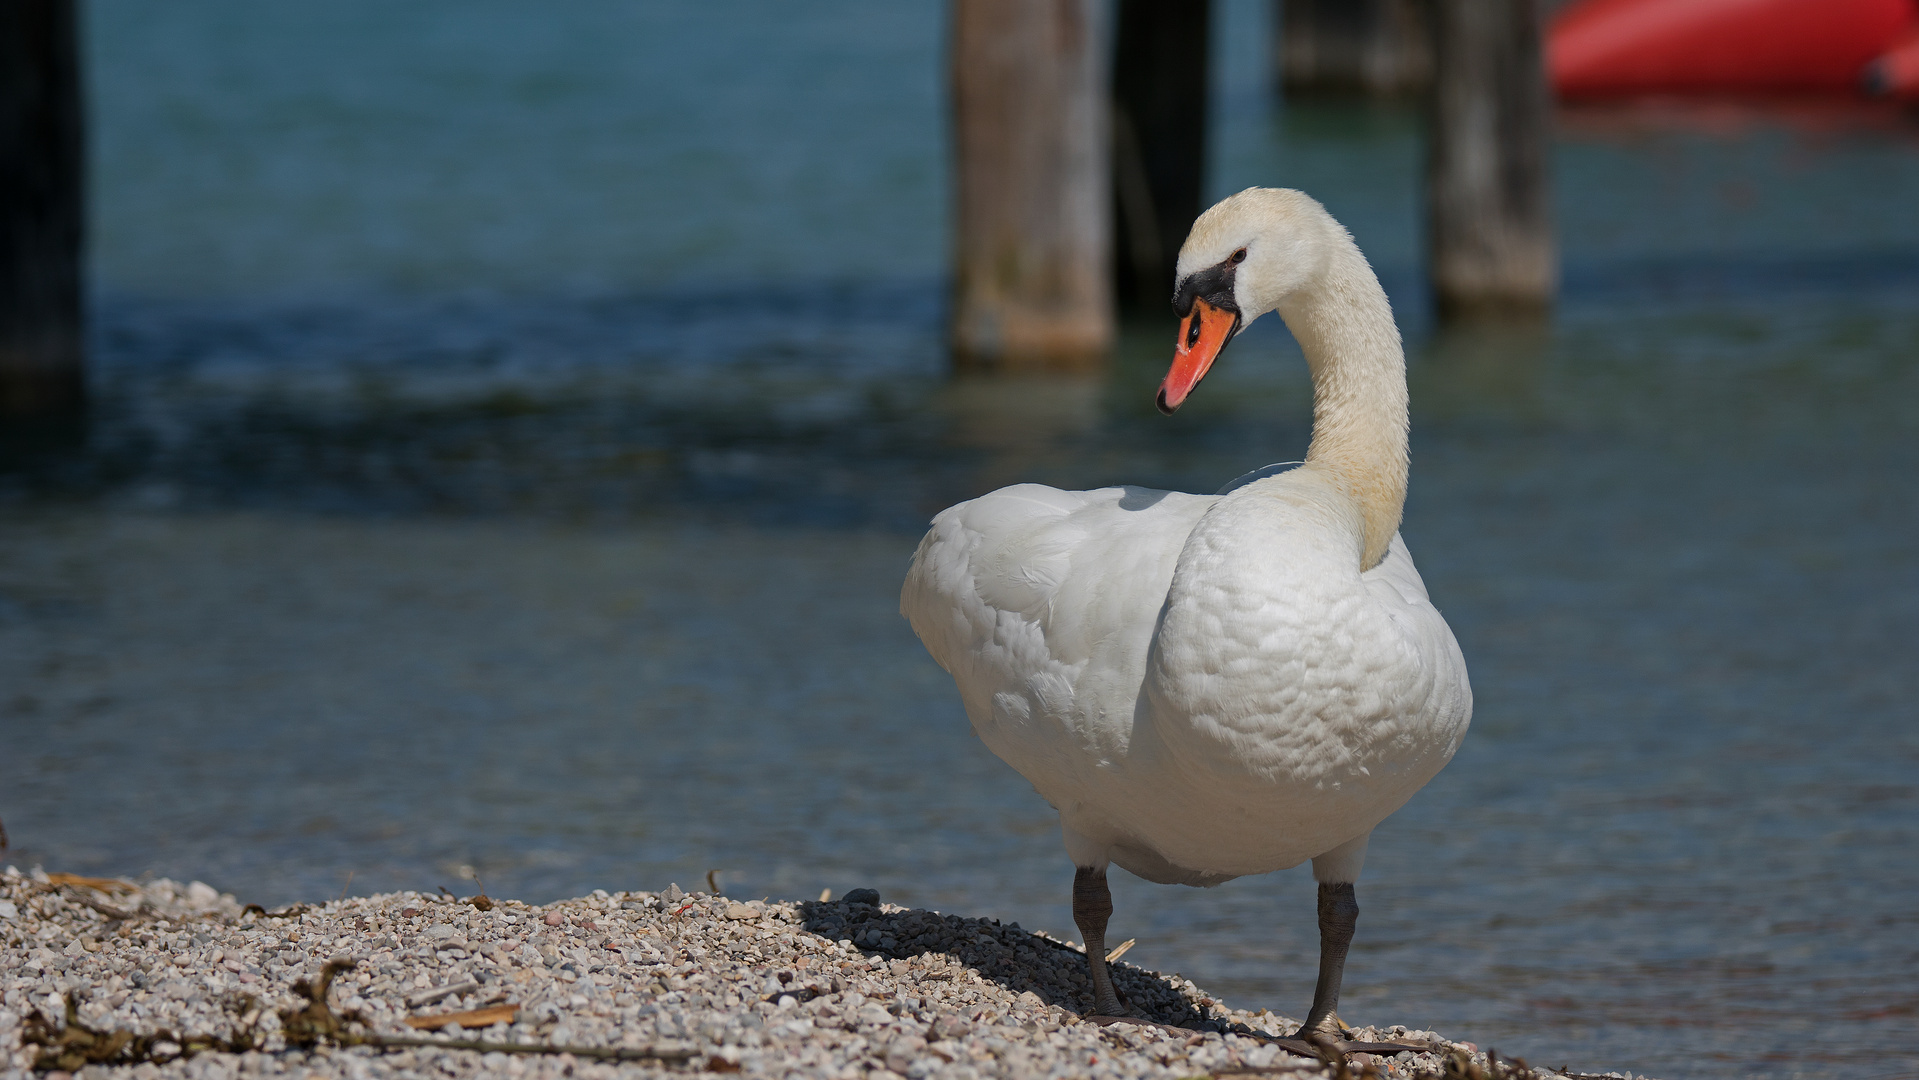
{"left": 1278, "top": 0, "right": 1432, "bottom": 98}
{"left": 950, "top": 0, "right": 1111, "bottom": 370}
{"left": 1426, "top": 0, "right": 1555, "bottom": 319}
{"left": 1, "top": 0, "right": 86, "bottom": 418}
{"left": 1111, "top": 0, "right": 1211, "bottom": 313}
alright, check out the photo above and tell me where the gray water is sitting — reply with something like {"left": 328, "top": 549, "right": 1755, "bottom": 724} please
{"left": 3, "top": 2, "right": 1918, "bottom": 1078}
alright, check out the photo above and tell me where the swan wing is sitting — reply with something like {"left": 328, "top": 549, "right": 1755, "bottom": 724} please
{"left": 901, "top": 483, "right": 1218, "bottom": 796}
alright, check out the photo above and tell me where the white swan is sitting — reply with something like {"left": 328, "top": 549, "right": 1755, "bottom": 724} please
{"left": 901, "top": 188, "right": 1471, "bottom": 1045}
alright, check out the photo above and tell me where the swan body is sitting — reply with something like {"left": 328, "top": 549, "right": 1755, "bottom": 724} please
{"left": 902, "top": 189, "right": 1471, "bottom": 1039}
{"left": 905, "top": 479, "right": 1467, "bottom": 887}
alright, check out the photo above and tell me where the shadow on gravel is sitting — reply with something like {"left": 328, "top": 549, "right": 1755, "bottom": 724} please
{"left": 792, "top": 894, "right": 1221, "bottom": 1031}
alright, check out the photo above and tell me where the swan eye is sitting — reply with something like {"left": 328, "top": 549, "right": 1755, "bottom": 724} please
{"left": 1230, "top": 248, "right": 1247, "bottom": 264}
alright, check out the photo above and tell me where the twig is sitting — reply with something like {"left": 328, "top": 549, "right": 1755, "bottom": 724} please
{"left": 55, "top": 884, "right": 145, "bottom": 922}
{"left": 405, "top": 980, "right": 480, "bottom": 1009}
{"left": 1082, "top": 1015, "right": 1200, "bottom": 1036}
{"left": 706, "top": 869, "right": 721, "bottom": 894}
{"left": 344, "top": 1032, "right": 696, "bottom": 1062}
{"left": 46, "top": 872, "right": 138, "bottom": 894}
{"left": 1027, "top": 930, "right": 1087, "bottom": 955}
{"left": 338, "top": 871, "right": 354, "bottom": 902}
{"left": 403, "top": 1003, "right": 518, "bottom": 1030}
{"left": 463, "top": 869, "right": 495, "bottom": 911}
{"left": 285, "top": 960, "right": 698, "bottom": 1063}
{"left": 1403, "top": 1045, "right": 1546, "bottom": 1080}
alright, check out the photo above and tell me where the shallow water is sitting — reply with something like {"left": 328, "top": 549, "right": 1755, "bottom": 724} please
{"left": 3, "top": 2, "right": 1918, "bottom": 1078}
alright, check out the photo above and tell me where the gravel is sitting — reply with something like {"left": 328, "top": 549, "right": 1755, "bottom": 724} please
{"left": 1, "top": 866, "right": 1629, "bottom": 1080}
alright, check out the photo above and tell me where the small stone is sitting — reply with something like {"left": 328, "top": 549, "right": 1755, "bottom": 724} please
{"left": 842, "top": 888, "right": 881, "bottom": 906}
{"left": 664, "top": 883, "right": 684, "bottom": 902}
{"left": 400, "top": 907, "right": 420, "bottom": 918}
{"left": 543, "top": 910, "right": 566, "bottom": 927}
{"left": 725, "top": 904, "right": 757, "bottom": 921}
{"left": 884, "top": 1034, "right": 927, "bottom": 1071}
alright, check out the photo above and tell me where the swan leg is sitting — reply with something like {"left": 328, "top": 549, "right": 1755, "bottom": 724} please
{"left": 1072, "top": 865, "right": 1126, "bottom": 1018}
{"left": 1296, "top": 881, "right": 1358, "bottom": 1040}
{"left": 1268, "top": 880, "right": 1426, "bottom": 1059}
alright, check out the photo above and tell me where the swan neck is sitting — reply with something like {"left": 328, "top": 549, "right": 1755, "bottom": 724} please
{"left": 1277, "top": 241, "right": 1409, "bottom": 571}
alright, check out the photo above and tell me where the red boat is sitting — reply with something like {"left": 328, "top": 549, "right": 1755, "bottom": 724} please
{"left": 1549, "top": 0, "right": 1919, "bottom": 97}
{"left": 1864, "top": 25, "right": 1919, "bottom": 96}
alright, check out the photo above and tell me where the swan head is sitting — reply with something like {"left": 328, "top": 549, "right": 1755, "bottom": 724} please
{"left": 1158, "top": 187, "right": 1338, "bottom": 414}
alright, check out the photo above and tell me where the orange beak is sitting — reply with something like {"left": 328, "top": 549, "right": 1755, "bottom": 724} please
{"left": 1157, "top": 297, "right": 1239, "bottom": 414}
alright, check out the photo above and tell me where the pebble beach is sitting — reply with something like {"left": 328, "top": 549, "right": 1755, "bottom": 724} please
{"left": 2, "top": 868, "right": 1634, "bottom": 1080}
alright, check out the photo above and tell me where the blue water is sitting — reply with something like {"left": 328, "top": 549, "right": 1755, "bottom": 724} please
{"left": 3, "top": 3, "right": 1917, "bottom": 1078}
